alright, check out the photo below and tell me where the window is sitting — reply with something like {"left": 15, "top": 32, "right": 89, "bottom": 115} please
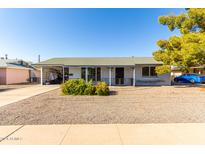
{"left": 193, "top": 68, "right": 197, "bottom": 73}
{"left": 142, "top": 67, "right": 149, "bottom": 76}
{"left": 193, "top": 68, "right": 202, "bottom": 75}
{"left": 88, "top": 68, "right": 96, "bottom": 81}
{"left": 150, "top": 67, "right": 157, "bottom": 76}
{"left": 97, "top": 67, "right": 101, "bottom": 81}
{"left": 142, "top": 66, "right": 157, "bottom": 77}
{"left": 81, "top": 68, "right": 86, "bottom": 80}
{"left": 81, "top": 67, "right": 101, "bottom": 81}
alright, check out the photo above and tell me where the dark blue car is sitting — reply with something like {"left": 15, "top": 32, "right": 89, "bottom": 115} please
{"left": 174, "top": 73, "right": 205, "bottom": 83}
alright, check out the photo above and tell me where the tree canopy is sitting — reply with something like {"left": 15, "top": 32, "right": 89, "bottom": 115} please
{"left": 153, "top": 8, "right": 205, "bottom": 74}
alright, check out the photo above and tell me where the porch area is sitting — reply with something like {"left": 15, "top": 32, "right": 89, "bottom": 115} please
{"left": 40, "top": 66, "right": 136, "bottom": 86}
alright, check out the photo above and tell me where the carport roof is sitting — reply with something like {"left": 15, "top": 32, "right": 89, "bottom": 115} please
{"left": 36, "top": 57, "right": 162, "bottom": 66}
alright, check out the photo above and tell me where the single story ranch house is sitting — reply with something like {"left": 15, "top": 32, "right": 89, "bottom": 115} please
{"left": 36, "top": 57, "right": 171, "bottom": 86}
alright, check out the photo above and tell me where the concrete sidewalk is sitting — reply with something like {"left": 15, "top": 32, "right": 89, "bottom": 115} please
{"left": 0, "top": 85, "right": 59, "bottom": 108}
{"left": 0, "top": 123, "right": 205, "bottom": 144}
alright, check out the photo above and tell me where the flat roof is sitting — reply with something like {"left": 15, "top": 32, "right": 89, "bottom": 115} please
{"left": 36, "top": 57, "right": 162, "bottom": 66}
{"left": 0, "top": 59, "right": 35, "bottom": 70}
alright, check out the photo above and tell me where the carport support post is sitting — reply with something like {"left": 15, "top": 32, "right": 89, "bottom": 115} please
{"left": 133, "top": 67, "right": 136, "bottom": 86}
{"left": 62, "top": 66, "right": 65, "bottom": 83}
{"left": 109, "top": 67, "right": 112, "bottom": 86}
{"left": 85, "top": 67, "right": 88, "bottom": 82}
{"left": 40, "top": 67, "right": 43, "bottom": 85}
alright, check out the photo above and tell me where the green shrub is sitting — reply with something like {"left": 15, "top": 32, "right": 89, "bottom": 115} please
{"left": 61, "top": 79, "right": 87, "bottom": 95}
{"left": 61, "top": 82, "right": 68, "bottom": 95}
{"left": 84, "top": 81, "right": 96, "bottom": 95}
{"left": 61, "top": 79, "right": 109, "bottom": 96}
{"left": 95, "top": 82, "right": 110, "bottom": 96}
{"left": 75, "top": 79, "right": 87, "bottom": 95}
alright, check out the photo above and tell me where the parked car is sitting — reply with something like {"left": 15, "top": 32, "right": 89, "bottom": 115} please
{"left": 200, "top": 76, "right": 205, "bottom": 83}
{"left": 174, "top": 73, "right": 205, "bottom": 84}
{"left": 174, "top": 74, "right": 205, "bottom": 83}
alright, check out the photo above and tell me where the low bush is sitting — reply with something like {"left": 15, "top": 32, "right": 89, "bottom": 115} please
{"left": 95, "top": 82, "right": 110, "bottom": 96}
{"left": 61, "top": 82, "right": 68, "bottom": 95}
{"left": 61, "top": 79, "right": 87, "bottom": 95}
{"left": 84, "top": 81, "right": 96, "bottom": 95}
{"left": 61, "top": 79, "right": 109, "bottom": 96}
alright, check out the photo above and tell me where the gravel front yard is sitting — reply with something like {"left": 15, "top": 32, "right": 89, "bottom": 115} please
{"left": 1, "top": 86, "right": 205, "bottom": 125}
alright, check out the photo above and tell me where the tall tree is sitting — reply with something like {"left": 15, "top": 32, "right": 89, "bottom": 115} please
{"left": 153, "top": 8, "right": 205, "bottom": 74}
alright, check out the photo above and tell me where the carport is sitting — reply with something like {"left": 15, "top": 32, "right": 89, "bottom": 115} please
{"left": 41, "top": 66, "right": 63, "bottom": 85}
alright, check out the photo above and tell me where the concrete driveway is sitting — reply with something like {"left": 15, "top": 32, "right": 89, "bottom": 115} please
{"left": 0, "top": 85, "right": 59, "bottom": 108}
{"left": 1, "top": 123, "right": 205, "bottom": 144}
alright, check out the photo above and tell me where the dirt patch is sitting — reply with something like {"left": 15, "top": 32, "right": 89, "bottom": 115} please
{"left": 0, "top": 88, "right": 16, "bottom": 92}
{"left": 0, "top": 84, "right": 35, "bottom": 92}
{"left": 0, "top": 86, "right": 205, "bottom": 125}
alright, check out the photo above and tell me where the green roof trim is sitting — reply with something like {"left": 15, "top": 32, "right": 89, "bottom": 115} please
{"left": 35, "top": 57, "right": 162, "bottom": 66}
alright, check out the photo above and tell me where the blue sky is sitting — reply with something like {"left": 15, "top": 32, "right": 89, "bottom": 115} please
{"left": 0, "top": 8, "right": 184, "bottom": 62}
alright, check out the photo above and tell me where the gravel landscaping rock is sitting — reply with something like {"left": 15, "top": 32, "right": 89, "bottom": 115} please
{"left": 0, "top": 86, "right": 205, "bottom": 125}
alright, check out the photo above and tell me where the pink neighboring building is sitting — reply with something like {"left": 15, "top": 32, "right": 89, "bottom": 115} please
{"left": 0, "top": 59, "right": 40, "bottom": 85}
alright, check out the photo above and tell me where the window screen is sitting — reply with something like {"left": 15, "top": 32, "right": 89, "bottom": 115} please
{"left": 81, "top": 68, "right": 86, "bottom": 80}
{"left": 142, "top": 67, "right": 149, "bottom": 76}
{"left": 150, "top": 67, "right": 157, "bottom": 76}
{"left": 97, "top": 67, "right": 101, "bottom": 81}
{"left": 88, "top": 68, "right": 96, "bottom": 81}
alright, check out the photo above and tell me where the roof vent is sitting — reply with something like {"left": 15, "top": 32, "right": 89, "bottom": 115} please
{"left": 38, "top": 55, "right": 41, "bottom": 63}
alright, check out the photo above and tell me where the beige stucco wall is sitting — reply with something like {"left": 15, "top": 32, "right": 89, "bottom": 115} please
{"left": 6, "top": 68, "right": 30, "bottom": 84}
{"left": 69, "top": 67, "right": 81, "bottom": 79}
{"left": 0, "top": 68, "right": 7, "bottom": 84}
{"left": 101, "top": 67, "right": 114, "bottom": 78}
{"left": 135, "top": 64, "right": 171, "bottom": 86}
{"left": 171, "top": 71, "right": 182, "bottom": 78}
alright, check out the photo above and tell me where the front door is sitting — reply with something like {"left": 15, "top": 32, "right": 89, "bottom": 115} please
{"left": 115, "top": 68, "right": 124, "bottom": 85}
